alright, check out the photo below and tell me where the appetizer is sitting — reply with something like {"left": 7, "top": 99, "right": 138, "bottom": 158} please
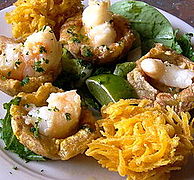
{"left": 60, "top": 0, "right": 135, "bottom": 64}
{"left": 0, "top": 26, "right": 62, "bottom": 96}
{"left": 5, "top": 0, "right": 83, "bottom": 39}
{"left": 0, "top": 0, "right": 193, "bottom": 179}
{"left": 86, "top": 99, "right": 194, "bottom": 180}
{"left": 127, "top": 43, "right": 194, "bottom": 113}
{"left": 10, "top": 83, "right": 98, "bottom": 160}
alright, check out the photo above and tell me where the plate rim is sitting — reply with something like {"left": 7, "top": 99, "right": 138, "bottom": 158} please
{"left": 0, "top": 1, "right": 193, "bottom": 180}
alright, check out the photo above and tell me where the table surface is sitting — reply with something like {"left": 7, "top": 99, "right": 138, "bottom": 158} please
{"left": 0, "top": 0, "right": 194, "bottom": 27}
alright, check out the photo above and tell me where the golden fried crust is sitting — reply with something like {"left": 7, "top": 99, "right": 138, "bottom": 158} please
{"left": 128, "top": 43, "right": 194, "bottom": 94}
{"left": 136, "top": 43, "right": 194, "bottom": 70}
{"left": 10, "top": 83, "right": 99, "bottom": 160}
{"left": 60, "top": 14, "right": 135, "bottom": 64}
{"left": 127, "top": 44, "right": 194, "bottom": 112}
{"left": 0, "top": 73, "right": 54, "bottom": 96}
{"left": 0, "top": 35, "right": 62, "bottom": 96}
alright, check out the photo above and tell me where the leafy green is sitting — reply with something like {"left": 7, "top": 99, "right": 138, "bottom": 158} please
{"left": 78, "top": 86, "right": 100, "bottom": 111}
{"left": 20, "top": 76, "right": 30, "bottom": 86}
{"left": 54, "top": 48, "right": 93, "bottom": 89}
{"left": 0, "top": 97, "right": 45, "bottom": 161}
{"left": 172, "top": 31, "right": 194, "bottom": 61}
{"left": 110, "top": 0, "right": 174, "bottom": 53}
{"left": 30, "top": 122, "right": 39, "bottom": 138}
{"left": 113, "top": 62, "right": 136, "bottom": 78}
{"left": 92, "top": 66, "right": 113, "bottom": 76}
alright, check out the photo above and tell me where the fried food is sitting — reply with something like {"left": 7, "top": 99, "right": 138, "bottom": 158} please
{"left": 10, "top": 83, "right": 99, "bottom": 160}
{"left": 0, "top": 26, "right": 62, "bottom": 96}
{"left": 5, "top": 0, "right": 83, "bottom": 40}
{"left": 86, "top": 99, "right": 194, "bottom": 180}
{"left": 127, "top": 44, "right": 194, "bottom": 106}
{"left": 60, "top": 1, "right": 134, "bottom": 64}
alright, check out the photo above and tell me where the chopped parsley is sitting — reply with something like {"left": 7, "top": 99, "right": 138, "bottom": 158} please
{"left": 7, "top": 71, "right": 11, "bottom": 77}
{"left": 82, "top": 46, "right": 93, "bottom": 57}
{"left": 39, "top": 46, "right": 47, "bottom": 54}
{"left": 71, "top": 37, "right": 81, "bottom": 43}
{"left": 42, "top": 58, "right": 49, "bottom": 64}
{"left": 48, "top": 106, "right": 59, "bottom": 112}
{"left": 40, "top": 26, "right": 47, "bottom": 32}
{"left": 67, "top": 28, "right": 75, "bottom": 35}
{"left": 24, "top": 104, "right": 30, "bottom": 108}
{"left": 65, "top": 113, "right": 71, "bottom": 121}
{"left": 53, "top": 106, "right": 59, "bottom": 112}
{"left": 33, "top": 58, "right": 49, "bottom": 72}
{"left": 67, "top": 27, "right": 87, "bottom": 44}
{"left": 34, "top": 67, "right": 44, "bottom": 72}
{"left": 26, "top": 51, "right": 29, "bottom": 55}
{"left": 33, "top": 61, "right": 45, "bottom": 72}
{"left": 20, "top": 76, "right": 30, "bottom": 86}
{"left": 30, "top": 119, "right": 41, "bottom": 138}
{"left": 1, "top": 76, "right": 6, "bottom": 80}
{"left": 15, "top": 60, "right": 22, "bottom": 68}
{"left": 12, "top": 166, "right": 18, "bottom": 170}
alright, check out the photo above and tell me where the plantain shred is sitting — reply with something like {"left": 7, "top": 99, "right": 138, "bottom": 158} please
{"left": 85, "top": 99, "right": 194, "bottom": 180}
{"left": 5, "top": 0, "right": 83, "bottom": 39}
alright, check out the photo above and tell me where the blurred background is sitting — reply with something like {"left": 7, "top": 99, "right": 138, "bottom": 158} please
{"left": 0, "top": 0, "right": 194, "bottom": 27}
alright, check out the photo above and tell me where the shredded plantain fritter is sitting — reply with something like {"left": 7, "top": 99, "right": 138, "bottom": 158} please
{"left": 86, "top": 99, "right": 194, "bottom": 180}
{"left": 5, "top": 0, "right": 83, "bottom": 39}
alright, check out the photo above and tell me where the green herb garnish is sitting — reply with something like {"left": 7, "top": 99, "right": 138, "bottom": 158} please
{"left": 15, "top": 60, "right": 22, "bottom": 68}
{"left": 33, "top": 61, "right": 45, "bottom": 72}
{"left": 82, "top": 46, "right": 93, "bottom": 57}
{"left": 65, "top": 113, "right": 71, "bottom": 121}
{"left": 1, "top": 76, "right": 6, "bottom": 80}
{"left": 71, "top": 37, "right": 81, "bottom": 43}
{"left": 30, "top": 122, "right": 39, "bottom": 138}
{"left": 13, "top": 166, "right": 18, "bottom": 170}
{"left": 41, "top": 26, "right": 47, "bottom": 32}
{"left": 7, "top": 71, "right": 11, "bottom": 77}
{"left": 20, "top": 76, "right": 30, "bottom": 86}
{"left": 48, "top": 106, "right": 59, "bottom": 112}
{"left": 39, "top": 46, "right": 47, "bottom": 53}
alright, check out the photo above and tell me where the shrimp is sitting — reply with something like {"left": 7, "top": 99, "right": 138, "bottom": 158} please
{"left": 0, "top": 26, "right": 62, "bottom": 81}
{"left": 25, "top": 90, "right": 81, "bottom": 138}
{"left": 82, "top": 0, "right": 116, "bottom": 47}
{"left": 0, "top": 36, "right": 25, "bottom": 80}
{"left": 141, "top": 58, "right": 194, "bottom": 88}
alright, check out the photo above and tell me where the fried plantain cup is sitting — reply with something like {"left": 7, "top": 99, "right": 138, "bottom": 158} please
{"left": 127, "top": 43, "right": 194, "bottom": 113}
{"left": 10, "top": 83, "right": 99, "bottom": 160}
{"left": 60, "top": 13, "right": 135, "bottom": 64}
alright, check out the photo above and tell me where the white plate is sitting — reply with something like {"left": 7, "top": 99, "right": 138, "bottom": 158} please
{"left": 0, "top": 0, "right": 193, "bottom": 180}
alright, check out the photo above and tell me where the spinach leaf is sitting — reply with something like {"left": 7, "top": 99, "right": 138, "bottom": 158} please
{"left": 0, "top": 97, "right": 45, "bottom": 161}
{"left": 171, "top": 29, "right": 183, "bottom": 54}
{"left": 110, "top": 0, "right": 174, "bottom": 53}
{"left": 172, "top": 31, "right": 194, "bottom": 61}
{"left": 113, "top": 62, "right": 136, "bottom": 78}
{"left": 78, "top": 86, "right": 100, "bottom": 111}
{"left": 92, "top": 66, "right": 113, "bottom": 76}
{"left": 54, "top": 48, "right": 93, "bottom": 89}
